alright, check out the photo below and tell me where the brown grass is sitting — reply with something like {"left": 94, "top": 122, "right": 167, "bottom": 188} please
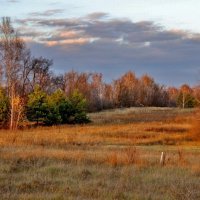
{"left": 0, "top": 121, "right": 194, "bottom": 148}
{"left": 106, "top": 147, "right": 143, "bottom": 167}
{"left": 0, "top": 108, "right": 199, "bottom": 200}
{"left": 191, "top": 164, "right": 200, "bottom": 177}
{"left": 0, "top": 107, "right": 198, "bottom": 166}
{"left": 189, "top": 109, "right": 200, "bottom": 141}
{"left": 0, "top": 125, "right": 198, "bottom": 168}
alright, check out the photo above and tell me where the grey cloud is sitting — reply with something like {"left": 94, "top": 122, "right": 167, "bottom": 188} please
{"left": 28, "top": 18, "right": 80, "bottom": 28}
{"left": 29, "top": 36, "right": 200, "bottom": 86}
{"left": 7, "top": 0, "right": 19, "bottom": 2}
{"left": 85, "top": 12, "right": 109, "bottom": 20}
{"left": 30, "top": 9, "right": 65, "bottom": 17}
{"left": 17, "top": 16, "right": 196, "bottom": 44}
{"left": 16, "top": 13, "right": 200, "bottom": 86}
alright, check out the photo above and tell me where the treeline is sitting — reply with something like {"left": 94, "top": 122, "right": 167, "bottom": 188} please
{"left": 54, "top": 70, "right": 200, "bottom": 110}
{"left": 0, "top": 17, "right": 199, "bottom": 129}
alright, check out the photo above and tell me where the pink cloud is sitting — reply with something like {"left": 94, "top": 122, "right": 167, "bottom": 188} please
{"left": 45, "top": 38, "right": 90, "bottom": 47}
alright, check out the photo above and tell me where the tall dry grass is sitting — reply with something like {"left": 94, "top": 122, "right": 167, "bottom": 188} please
{"left": 0, "top": 108, "right": 199, "bottom": 200}
{"left": 0, "top": 107, "right": 198, "bottom": 168}
{"left": 189, "top": 109, "right": 200, "bottom": 141}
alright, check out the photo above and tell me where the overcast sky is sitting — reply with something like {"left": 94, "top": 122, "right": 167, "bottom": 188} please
{"left": 1, "top": 0, "right": 200, "bottom": 86}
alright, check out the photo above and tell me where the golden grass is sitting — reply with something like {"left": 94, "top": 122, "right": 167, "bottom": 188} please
{"left": 0, "top": 107, "right": 199, "bottom": 168}
{"left": 0, "top": 121, "right": 193, "bottom": 148}
{"left": 189, "top": 109, "right": 200, "bottom": 141}
{"left": 0, "top": 108, "right": 199, "bottom": 200}
{"left": 0, "top": 146, "right": 145, "bottom": 167}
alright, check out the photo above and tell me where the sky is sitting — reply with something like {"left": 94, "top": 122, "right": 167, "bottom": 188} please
{"left": 1, "top": 0, "right": 200, "bottom": 86}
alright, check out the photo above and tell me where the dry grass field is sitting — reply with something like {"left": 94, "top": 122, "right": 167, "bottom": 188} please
{"left": 0, "top": 107, "right": 200, "bottom": 200}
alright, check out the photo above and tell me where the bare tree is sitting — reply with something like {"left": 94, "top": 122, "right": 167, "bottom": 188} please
{"left": 179, "top": 84, "right": 193, "bottom": 108}
{"left": 0, "top": 17, "right": 25, "bottom": 129}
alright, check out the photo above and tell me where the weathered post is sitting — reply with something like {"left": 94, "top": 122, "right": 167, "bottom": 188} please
{"left": 160, "top": 152, "right": 166, "bottom": 166}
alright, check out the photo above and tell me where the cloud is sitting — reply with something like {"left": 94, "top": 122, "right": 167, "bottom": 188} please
{"left": 41, "top": 30, "right": 82, "bottom": 42}
{"left": 30, "top": 9, "right": 65, "bottom": 17}
{"left": 16, "top": 13, "right": 200, "bottom": 86}
{"left": 85, "top": 12, "right": 109, "bottom": 20}
{"left": 17, "top": 15, "right": 198, "bottom": 45}
{"left": 45, "top": 38, "right": 91, "bottom": 47}
{"left": 7, "top": 0, "right": 19, "bottom": 3}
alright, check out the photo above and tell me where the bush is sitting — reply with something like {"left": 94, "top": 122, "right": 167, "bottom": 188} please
{"left": 26, "top": 85, "right": 48, "bottom": 125}
{"left": 0, "top": 88, "right": 9, "bottom": 128}
{"left": 44, "top": 89, "right": 69, "bottom": 125}
{"left": 26, "top": 87, "right": 90, "bottom": 125}
{"left": 68, "top": 90, "right": 90, "bottom": 124}
{"left": 177, "top": 93, "right": 197, "bottom": 108}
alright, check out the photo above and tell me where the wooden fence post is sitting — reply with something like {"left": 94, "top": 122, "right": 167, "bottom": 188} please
{"left": 160, "top": 152, "right": 166, "bottom": 166}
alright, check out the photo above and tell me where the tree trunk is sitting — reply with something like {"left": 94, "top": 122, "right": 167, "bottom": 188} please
{"left": 10, "top": 85, "right": 14, "bottom": 130}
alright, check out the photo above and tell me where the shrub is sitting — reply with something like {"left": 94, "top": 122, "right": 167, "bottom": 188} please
{"left": 177, "top": 93, "right": 197, "bottom": 108}
{"left": 26, "top": 85, "right": 48, "bottom": 125}
{"left": 68, "top": 90, "right": 90, "bottom": 124}
{"left": 44, "top": 89, "right": 66, "bottom": 125}
{"left": 0, "top": 88, "right": 9, "bottom": 128}
{"left": 26, "top": 88, "right": 90, "bottom": 125}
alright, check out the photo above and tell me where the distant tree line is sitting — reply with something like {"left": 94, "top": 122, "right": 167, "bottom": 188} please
{"left": 0, "top": 17, "right": 199, "bottom": 129}
{"left": 58, "top": 70, "right": 199, "bottom": 110}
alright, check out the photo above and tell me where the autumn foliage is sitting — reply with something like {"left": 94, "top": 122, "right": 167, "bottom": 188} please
{"left": 0, "top": 18, "right": 200, "bottom": 129}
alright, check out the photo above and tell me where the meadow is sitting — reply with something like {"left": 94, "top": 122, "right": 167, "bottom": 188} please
{"left": 0, "top": 107, "right": 199, "bottom": 200}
